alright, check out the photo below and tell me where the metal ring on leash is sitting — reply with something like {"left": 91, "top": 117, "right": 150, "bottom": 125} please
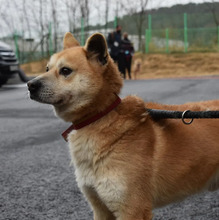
{"left": 182, "top": 110, "right": 194, "bottom": 125}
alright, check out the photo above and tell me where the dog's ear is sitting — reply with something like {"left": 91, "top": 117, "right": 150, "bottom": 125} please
{"left": 85, "top": 33, "right": 108, "bottom": 65}
{"left": 63, "top": 32, "right": 80, "bottom": 49}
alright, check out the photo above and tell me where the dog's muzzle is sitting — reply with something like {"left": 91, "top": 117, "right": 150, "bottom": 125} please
{"left": 27, "top": 79, "right": 59, "bottom": 105}
{"left": 27, "top": 79, "right": 42, "bottom": 93}
{"left": 27, "top": 79, "right": 43, "bottom": 100}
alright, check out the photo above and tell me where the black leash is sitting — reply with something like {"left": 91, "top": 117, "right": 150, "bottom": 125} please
{"left": 146, "top": 109, "right": 219, "bottom": 125}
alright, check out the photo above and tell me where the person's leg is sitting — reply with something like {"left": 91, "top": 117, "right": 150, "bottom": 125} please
{"left": 118, "top": 54, "right": 126, "bottom": 79}
{"left": 127, "top": 57, "right": 132, "bottom": 80}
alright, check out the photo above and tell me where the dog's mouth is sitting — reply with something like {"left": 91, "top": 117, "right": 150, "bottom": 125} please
{"left": 27, "top": 79, "right": 63, "bottom": 105}
{"left": 29, "top": 92, "right": 40, "bottom": 102}
{"left": 29, "top": 90, "right": 63, "bottom": 105}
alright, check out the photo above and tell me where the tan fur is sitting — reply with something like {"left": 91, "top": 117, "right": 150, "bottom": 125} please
{"left": 28, "top": 32, "right": 219, "bottom": 220}
{"left": 133, "top": 58, "right": 142, "bottom": 80}
{"left": 63, "top": 32, "right": 80, "bottom": 49}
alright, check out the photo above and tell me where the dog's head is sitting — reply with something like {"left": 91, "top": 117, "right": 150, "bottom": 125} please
{"left": 27, "top": 32, "right": 123, "bottom": 122}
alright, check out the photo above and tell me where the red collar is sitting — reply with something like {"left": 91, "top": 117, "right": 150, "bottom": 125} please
{"left": 62, "top": 94, "right": 121, "bottom": 142}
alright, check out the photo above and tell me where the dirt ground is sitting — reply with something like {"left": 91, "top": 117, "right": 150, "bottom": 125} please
{"left": 132, "top": 52, "right": 219, "bottom": 79}
{"left": 21, "top": 52, "right": 219, "bottom": 79}
{"left": 21, "top": 59, "right": 48, "bottom": 76}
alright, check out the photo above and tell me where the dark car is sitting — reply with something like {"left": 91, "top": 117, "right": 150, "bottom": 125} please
{"left": 0, "top": 41, "right": 21, "bottom": 86}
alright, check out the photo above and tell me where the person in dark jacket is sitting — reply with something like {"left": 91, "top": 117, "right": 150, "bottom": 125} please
{"left": 120, "top": 32, "right": 134, "bottom": 79}
{"left": 107, "top": 25, "right": 122, "bottom": 63}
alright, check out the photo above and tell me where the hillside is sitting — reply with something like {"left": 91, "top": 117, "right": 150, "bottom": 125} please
{"left": 90, "top": 2, "right": 219, "bottom": 34}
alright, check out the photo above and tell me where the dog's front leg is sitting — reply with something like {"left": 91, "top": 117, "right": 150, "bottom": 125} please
{"left": 117, "top": 210, "right": 153, "bottom": 220}
{"left": 82, "top": 186, "right": 116, "bottom": 220}
{"left": 117, "top": 202, "right": 153, "bottom": 220}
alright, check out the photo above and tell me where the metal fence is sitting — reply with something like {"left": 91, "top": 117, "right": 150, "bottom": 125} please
{"left": 145, "top": 27, "right": 219, "bottom": 53}
{"left": 1, "top": 13, "right": 219, "bottom": 64}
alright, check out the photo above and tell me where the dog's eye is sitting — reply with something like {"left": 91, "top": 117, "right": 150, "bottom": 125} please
{"left": 60, "top": 67, "right": 72, "bottom": 77}
{"left": 46, "top": 66, "right": 49, "bottom": 72}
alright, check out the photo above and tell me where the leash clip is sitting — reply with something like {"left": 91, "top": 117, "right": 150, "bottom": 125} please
{"left": 182, "top": 110, "right": 194, "bottom": 125}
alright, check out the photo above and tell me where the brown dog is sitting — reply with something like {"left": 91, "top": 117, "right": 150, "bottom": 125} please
{"left": 28, "top": 32, "right": 219, "bottom": 220}
{"left": 133, "top": 58, "right": 142, "bottom": 80}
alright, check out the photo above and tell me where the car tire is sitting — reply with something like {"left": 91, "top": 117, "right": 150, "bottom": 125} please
{"left": 0, "top": 75, "right": 9, "bottom": 87}
{"left": 18, "top": 69, "right": 30, "bottom": 82}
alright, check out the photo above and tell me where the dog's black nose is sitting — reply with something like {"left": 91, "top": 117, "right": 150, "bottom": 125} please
{"left": 27, "top": 79, "right": 42, "bottom": 93}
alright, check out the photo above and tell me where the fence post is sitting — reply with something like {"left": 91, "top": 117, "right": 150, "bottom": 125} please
{"left": 218, "top": 26, "right": 219, "bottom": 52}
{"left": 49, "top": 22, "right": 53, "bottom": 56}
{"left": 145, "top": 29, "right": 149, "bottom": 53}
{"left": 184, "top": 13, "right": 188, "bottom": 53}
{"left": 14, "top": 30, "right": 19, "bottom": 60}
{"left": 165, "top": 28, "right": 169, "bottom": 53}
{"left": 114, "top": 16, "right": 118, "bottom": 28}
{"left": 148, "top": 14, "right": 152, "bottom": 42}
{"left": 81, "top": 17, "right": 85, "bottom": 46}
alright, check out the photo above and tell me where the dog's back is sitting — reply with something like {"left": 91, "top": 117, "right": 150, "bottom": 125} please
{"left": 145, "top": 100, "right": 219, "bottom": 206}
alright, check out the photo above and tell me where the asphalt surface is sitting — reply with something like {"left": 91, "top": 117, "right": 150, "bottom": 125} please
{"left": 0, "top": 76, "right": 219, "bottom": 220}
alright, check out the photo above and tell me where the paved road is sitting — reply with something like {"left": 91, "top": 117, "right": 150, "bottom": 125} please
{"left": 0, "top": 77, "right": 219, "bottom": 220}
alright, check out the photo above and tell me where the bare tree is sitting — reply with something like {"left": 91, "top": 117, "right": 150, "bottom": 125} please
{"left": 205, "top": 0, "right": 219, "bottom": 26}
{"left": 0, "top": 2, "right": 15, "bottom": 35}
{"left": 42, "top": 0, "right": 51, "bottom": 56}
{"left": 31, "top": 0, "right": 47, "bottom": 56}
{"left": 79, "top": 0, "right": 90, "bottom": 28}
{"left": 120, "top": 0, "right": 149, "bottom": 51}
{"left": 114, "top": 0, "right": 119, "bottom": 23}
{"left": 2, "top": 0, "right": 22, "bottom": 35}
{"left": 39, "top": 0, "right": 45, "bottom": 56}
{"left": 78, "top": 0, "right": 90, "bottom": 42}
{"left": 50, "top": 0, "right": 59, "bottom": 52}
{"left": 22, "top": 0, "right": 33, "bottom": 50}
{"left": 105, "top": 0, "right": 109, "bottom": 34}
{"left": 93, "top": 0, "right": 101, "bottom": 30}
{"left": 64, "top": 0, "right": 78, "bottom": 33}
{"left": 85, "top": 0, "right": 90, "bottom": 30}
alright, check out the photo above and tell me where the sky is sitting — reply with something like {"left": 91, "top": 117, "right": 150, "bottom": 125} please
{"left": 148, "top": 0, "right": 209, "bottom": 8}
{"left": 0, "top": 0, "right": 217, "bottom": 38}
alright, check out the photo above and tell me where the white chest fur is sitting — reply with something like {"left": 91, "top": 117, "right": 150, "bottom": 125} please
{"left": 68, "top": 129, "right": 126, "bottom": 211}
{"left": 68, "top": 130, "right": 96, "bottom": 187}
